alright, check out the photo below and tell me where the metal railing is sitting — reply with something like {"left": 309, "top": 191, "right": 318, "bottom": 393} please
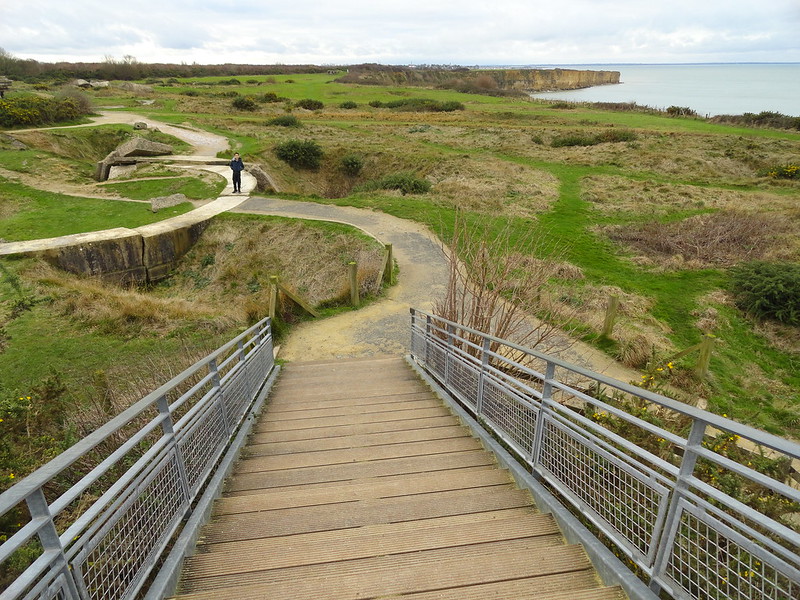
{"left": 0, "top": 317, "right": 276, "bottom": 600}
{"left": 410, "top": 309, "right": 800, "bottom": 600}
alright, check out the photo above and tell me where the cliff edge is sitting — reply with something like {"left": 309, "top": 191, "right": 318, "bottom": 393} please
{"left": 336, "top": 65, "right": 620, "bottom": 93}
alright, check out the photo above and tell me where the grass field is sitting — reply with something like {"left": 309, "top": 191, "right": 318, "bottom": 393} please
{"left": 2, "top": 71, "right": 799, "bottom": 445}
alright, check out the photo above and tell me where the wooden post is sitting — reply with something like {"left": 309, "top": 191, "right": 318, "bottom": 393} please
{"left": 268, "top": 275, "right": 278, "bottom": 320}
{"left": 349, "top": 262, "right": 359, "bottom": 307}
{"left": 383, "top": 243, "right": 393, "bottom": 285}
{"left": 602, "top": 295, "right": 620, "bottom": 338}
{"left": 695, "top": 334, "right": 715, "bottom": 379}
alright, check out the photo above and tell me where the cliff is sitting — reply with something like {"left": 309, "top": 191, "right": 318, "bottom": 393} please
{"left": 336, "top": 66, "right": 620, "bottom": 92}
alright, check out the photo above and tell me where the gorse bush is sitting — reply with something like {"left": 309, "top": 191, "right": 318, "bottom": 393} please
{"left": 551, "top": 129, "right": 637, "bottom": 147}
{"left": 273, "top": 139, "right": 323, "bottom": 169}
{"left": 340, "top": 154, "right": 364, "bottom": 176}
{"left": 267, "top": 114, "right": 301, "bottom": 127}
{"left": 339, "top": 101, "right": 358, "bottom": 109}
{"left": 357, "top": 172, "right": 430, "bottom": 195}
{"left": 729, "top": 261, "right": 800, "bottom": 325}
{"left": 763, "top": 164, "right": 799, "bottom": 179}
{"left": 369, "top": 98, "right": 465, "bottom": 112}
{"left": 257, "top": 91, "right": 283, "bottom": 103}
{"left": 0, "top": 94, "right": 90, "bottom": 127}
{"left": 231, "top": 96, "right": 257, "bottom": 111}
{"left": 295, "top": 98, "right": 324, "bottom": 110}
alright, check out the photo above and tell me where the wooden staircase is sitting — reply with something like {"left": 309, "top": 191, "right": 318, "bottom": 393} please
{"left": 170, "top": 356, "right": 624, "bottom": 600}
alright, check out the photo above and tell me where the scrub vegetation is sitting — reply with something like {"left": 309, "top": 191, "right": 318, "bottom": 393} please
{"left": 1, "top": 70, "right": 799, "bottom": 495}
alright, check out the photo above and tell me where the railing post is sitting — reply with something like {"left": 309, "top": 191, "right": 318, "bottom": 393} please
{"left": 648, "top": 418, "right": 707, "bottom": 594}
{"left": 25, "top": 488, "right": 82, "bottom": 600}
{"left": 156, "top": 394, "right": 191, "bottom": 503}
{"left": 445, "top": 323, "right": 455, "bottom": 386}
{"left": 425, "top": 314, "right": 432, "bottom": 366}
{"left": 530, "top": 360, "right": 556, "bottom": 467}
{"left": 410, "top": 308, "right": 417, "bottom": 359}
{"left": 476, "top": 336, "right": 491, "bottom": 417}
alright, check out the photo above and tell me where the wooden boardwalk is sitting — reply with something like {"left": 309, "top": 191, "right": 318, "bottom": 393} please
{"left": 170, "top": 356, "right": 624, "bottom": 600}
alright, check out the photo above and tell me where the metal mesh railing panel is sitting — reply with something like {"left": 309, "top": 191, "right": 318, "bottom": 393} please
{"left": 538, "top": 417, "right": 666, "bottom": 559}
{"left": 665, "top": 504, "right": 800, "bottom": 600}
{"left": 222, "top": 366, "right": 251, "bottom": 430}
{"left": 427, "top": 341, "right": 447, "bottom": 381}
{"left": 481, "top": 374, "right": 538, "bottom": 459}
{"left": 75, "top": 452, "right": 186, "bottom": 600}
{"left": 178, "top": 398, "right": 228, "bottom": 494}
{"left": 448, "top": 357, "right": 480, "bottom": 411}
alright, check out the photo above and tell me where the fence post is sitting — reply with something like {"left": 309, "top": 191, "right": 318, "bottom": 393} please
{"left": 268, "top": 275, "right": 278, "bottom": 320}
{"left": 695, "top": 334, "right": 715, "bottom": 379}
{"left": 349, "top": 261, "right": 359, "bottom": 307}
{"left": 602, "top": 295, "right": 620, "bottom": 338}
{"left": 383, "top": 243, "right": 393, "bottom": 285}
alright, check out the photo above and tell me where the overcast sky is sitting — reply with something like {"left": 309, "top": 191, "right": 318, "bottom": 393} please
{"left": 2, "top": 0, "right": 799, "bottom": 66}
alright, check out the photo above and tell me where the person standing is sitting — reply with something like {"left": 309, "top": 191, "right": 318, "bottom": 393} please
{"left": 229, "top": 152, "right": 244, "bottom": 193}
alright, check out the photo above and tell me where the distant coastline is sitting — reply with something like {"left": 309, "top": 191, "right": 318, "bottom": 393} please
{"left": 524, "top": 63, "right": 800, "bottom": 117}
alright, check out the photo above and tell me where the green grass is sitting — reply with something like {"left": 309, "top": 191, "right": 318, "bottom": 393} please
{"left": 0, "top": 179, "right": 195, "bottom": 241}
{"left": 99, "top": 176, "right": 224, "bottom": 200}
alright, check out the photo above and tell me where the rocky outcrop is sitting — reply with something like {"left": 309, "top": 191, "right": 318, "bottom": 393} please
{"left": 337, "top": 67, "right": 620, "bottom": 92}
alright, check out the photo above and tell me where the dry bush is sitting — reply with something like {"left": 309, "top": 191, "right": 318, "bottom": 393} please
{"left": 605, "top": 211, "right": 796, "bottom": 268}
{"left": 434, "top": 213, "right": 578, "bottom": 358}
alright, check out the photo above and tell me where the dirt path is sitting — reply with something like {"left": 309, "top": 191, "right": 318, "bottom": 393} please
{"left": 235, "top": 197, "right": 642, "bottom": 383}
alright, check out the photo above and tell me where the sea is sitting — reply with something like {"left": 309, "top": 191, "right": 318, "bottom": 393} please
{"left": 523, "top": 63, "right": 800, "bottom": 117}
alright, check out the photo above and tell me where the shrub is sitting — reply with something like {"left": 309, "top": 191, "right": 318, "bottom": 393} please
{"left": 295, "top": 98, "right": 324, "bottom": 110}
{"left": 357, "top": 172, "right": 430, "bottom": 195}
{"left": 763, "top": 164, "right": 799, "bottom": 179}
{"left": 232, "top": 96, "right": 257, "bottom": 111}
{"left": 0, "top": 94, "right": 89, "bottom": 128}
{"left": 551, "top": 129, "right": 637, "bottom": 147}
{"left": 182, "top": 90, "right": 199, "bottom": 97}
{"left": 273, "top": 139, "right": 323, "bottom": 169}
{"left": 369, "top": 98, "right": 464, "bottom": 112}
{"left": 267, "top": 114, "right": 301, "bottom": 127}
{"left": 340, "top": 154, "right": 364, "bottom": 176}
{"left": 339, "top": 101, "right": 358, "bottom": 109}
{"left": 257, "top": 91, "right": 282, "bottom": 103}
{"left": 729, "top": 261, "right": 800, "bottom": 325}
{"left": 217, "top": 78, "right": 241, "bottom": 86}
{"left": 666, "top": 105, "right": 698, "bottom": 117}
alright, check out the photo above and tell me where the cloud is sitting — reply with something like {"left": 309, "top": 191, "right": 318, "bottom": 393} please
{"left": 1, "top": 0, "right": 798, "bottom": 64}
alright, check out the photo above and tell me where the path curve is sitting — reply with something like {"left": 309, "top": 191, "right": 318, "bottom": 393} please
{"left": 234, "top": 197, "right": 642, "bottom": 383}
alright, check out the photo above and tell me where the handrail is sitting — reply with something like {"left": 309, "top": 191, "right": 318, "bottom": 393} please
{"left": 409, "top": 308, "right": 800, "bottom": 600}
{"left": 0, "top": 317, "right": 276, "bottom": 600}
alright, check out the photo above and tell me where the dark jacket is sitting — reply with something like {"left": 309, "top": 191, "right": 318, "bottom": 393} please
{"left": 230, "top": 157, "right": 244, "bottom": 172}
